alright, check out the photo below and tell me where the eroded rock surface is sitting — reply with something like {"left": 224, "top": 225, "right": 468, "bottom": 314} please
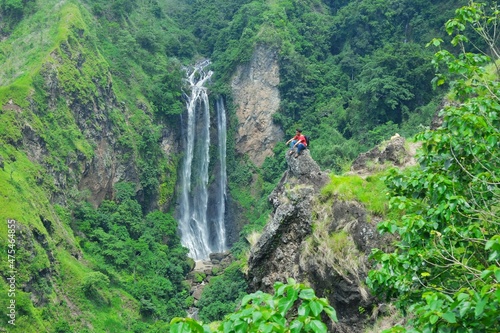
{"left": 231, "top": 44, "right": 283, "bottom": 166}
{"left": 247, "top": 144, "right": 408, "bottom": 332}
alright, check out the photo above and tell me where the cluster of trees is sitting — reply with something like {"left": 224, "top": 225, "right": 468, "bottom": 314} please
{"left": 368, "top": 2, "right": 500, "bottom": 331}
{"left": 0, "top": 0, "right": 36, "bottom": 33}
{"left": 267, "top": 0, "right": 466, "bottom": 170}
{"left": 195, "top": 263, "right": 248, "bottom": 322}
{"left": 73, "top": 182, "right": 192, "bottom": 323}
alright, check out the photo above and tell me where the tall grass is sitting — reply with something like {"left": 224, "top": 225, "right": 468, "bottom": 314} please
{"left": 0, "top": 0, "right": 75, "bottom": 86}
{"left": 320, "top": 172, "right": 390, "bottom": 216}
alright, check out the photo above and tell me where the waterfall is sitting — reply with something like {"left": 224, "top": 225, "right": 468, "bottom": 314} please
{"left": 178, "top": 61, "right": 227, "bottom": 260}
{"left": 213, "top": 97, "right": 227, "bottom": 252}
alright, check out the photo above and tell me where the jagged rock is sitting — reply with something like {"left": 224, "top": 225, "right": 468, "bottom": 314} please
{"left": 248, "top": 149, "right": 329, "bottom": 290}
{"left": 209, "top": 251, "right": 230, "bottom": 263}
{"left": 330, "top": 201, "right": 385, "bottom": 254}
{"left": 350, "top": 134, "right": 420, "bottom": 176}
{"left": 192, "top": 283, "right": 205, "bottom": 301}
{"left": 247, "top": 148, "right": 398, "bottom": 332}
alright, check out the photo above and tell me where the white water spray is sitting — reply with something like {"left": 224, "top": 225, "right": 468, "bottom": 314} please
{"left": 213, "top": 97, "right": 227, "bottom": 252}
{"left": 178, "top": 61, "right": 227, "bottom": 259}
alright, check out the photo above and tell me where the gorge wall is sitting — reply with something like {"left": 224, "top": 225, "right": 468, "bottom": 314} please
{"left": 231, "top": 44, "right": 283, "bottom": 166}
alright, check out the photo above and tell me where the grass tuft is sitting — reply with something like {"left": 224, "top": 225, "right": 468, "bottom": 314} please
{"left": 320, "top": 172, "right": 390, "bottom": 215}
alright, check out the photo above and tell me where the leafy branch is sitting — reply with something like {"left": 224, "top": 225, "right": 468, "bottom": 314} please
{"left": 169, "top": 279, "right": 337, "bottom": 333}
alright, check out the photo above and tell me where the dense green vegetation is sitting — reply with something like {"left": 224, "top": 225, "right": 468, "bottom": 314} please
{"left": 196, "top": 263, "right": 248, "bottom": 322}
{"left": 368, "top": 2, "right": 500, "bottom": 331}
{"left": 73, "top": 182, "right": 191, "bottom": 323}
{"left": 0, "top": 0, "right": 190, "bottom": 331}
{"left": 1, "top": 0, "right": 497, "bottom": 332}
{"left": 187, "top": 0, "right": 467, "bottom": 172}
{"left": 171, "top": 279, "right": 338, "bottom": 333}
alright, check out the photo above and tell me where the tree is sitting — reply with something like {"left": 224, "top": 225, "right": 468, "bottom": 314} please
{"left": 367, "top": 1, "right": 500, "bottom": 332}
{"left": 81, "top": 271, "right": 110, "bottom": 299}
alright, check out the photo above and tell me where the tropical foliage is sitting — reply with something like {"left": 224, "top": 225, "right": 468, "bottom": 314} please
{"left": 368, "top": 2, "right": 500, "bottom": 331}
{"left": 1, "top": 0, "right": 498, "bottom": 332}
{"left": 196, "top": 263, "right": 248, "bottom": 322}
{"left": 73, "top": 182, "right": 191, "bottom": 322}
{"left": 170, "top": 279, "right": 337, "bottom": 333}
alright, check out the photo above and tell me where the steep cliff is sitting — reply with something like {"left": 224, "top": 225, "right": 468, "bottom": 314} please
{"left": 247, "top": 136, "right": 416, "bottom": 332}
{"left": 231, "top": 44, "right": 283, "bottom": 166}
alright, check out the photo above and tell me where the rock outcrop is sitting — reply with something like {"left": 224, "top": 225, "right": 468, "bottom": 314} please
{"left": 231, "top": 44, "right": 283, "bottom": 166}
{"left": 350, "top": 134, "right": 420, "bottom": 175}
{"left": 247, "top": 137, "right": 416, "bottom": 332}
{"left": 186, "top": 252, "right": 234, "bottom": 319}
{"left": 15, "top": 37, "right": 161, "bottom": 207}
{"left": 247, "top": 150, "right": 329, "bottom": 288}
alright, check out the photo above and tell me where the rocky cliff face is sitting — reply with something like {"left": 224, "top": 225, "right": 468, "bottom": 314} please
{"left": 247, "top": 150, "right": 330, "bottom": 288}
{"left": 247, "top": 137, "right": 415, "bottom": 332}
{"left": 231, "top": 44, "right": 283, "bottom": 166}
{"left": 13, "top": 33, "right": 177, "bottom": 207}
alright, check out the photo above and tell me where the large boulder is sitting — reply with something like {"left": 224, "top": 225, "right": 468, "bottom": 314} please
{"left": 350, "top": 134, "right": 420, "bottom": 176}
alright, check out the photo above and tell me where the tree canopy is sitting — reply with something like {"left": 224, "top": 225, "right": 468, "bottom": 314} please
{"left": 367, "top": 2, "right": 500, "bottom": 331}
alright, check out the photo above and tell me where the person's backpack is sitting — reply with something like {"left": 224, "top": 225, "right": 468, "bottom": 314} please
{"left": 304, "top": 135, "right": 310, "bottom": 148}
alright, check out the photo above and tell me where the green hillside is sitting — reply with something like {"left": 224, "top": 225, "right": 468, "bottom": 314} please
{"left": 0, "top": 1, "right": 188, "bottom": 331}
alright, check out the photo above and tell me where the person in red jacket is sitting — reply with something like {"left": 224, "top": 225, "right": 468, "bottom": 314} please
{"left": 286, "top": 128, "right": 307, "bottom": 158}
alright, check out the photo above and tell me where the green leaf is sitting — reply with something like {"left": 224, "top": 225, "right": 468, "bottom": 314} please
{"left": 258, "top": 322, "right": 274, "bottom": 333}
{"left": 309, "top": 320, "right": 327, "bottom": 333}
{"left": 299, "top": 288, "right": 315, "bottom": 300}
{"left": 309, "top": 300, "right": 324, "bottom": 317}
{"left": 459, "top": 302, "right": 472, "bottom": 317}
{"left": 285, "top": 288, "right": 299, "bottom": 303}
{"left": 275, "top": 282, "right": 286, "bottom": 296}
{"left": 223, "top": 320, "right": 233, "bottom": 333}
{"left": 430, "top": 315, "right": 439, "bottom": 324}
{"left": 252, "top": 310, "right": 263, "bottom": 323}
{"left": 234, "top": 320, "right": 248, "bottom": 333}
{"left": 241, "top": 294, "right": 253, "bottom": 306}
{"left": 169, "top": 322, "right": 183, "bottom": 333}
{"left": 278, "top": 297, "right": 295, "bottom": 316}
{"left": 298, "top": 304, "right": 309, "bottom": 317}
{"left": 475, "top": 298, "right": 487, "bottom": 318}
{"left": 480, "top": 269, "right": 493, "bottom": 279}
{"left": 170, "top": 319, "right": 205, "bottom": 333}
{"left": 442, "top": 312, "right": 457, "bottom": 323}
{"left": 428, "top": 38, "right": 443, "bottom": 47}
{"left": 290, "top": 319, "right": 304, "bottom": 333}
{"left": 323, "top": 306, "right": 338, "bottom": 322}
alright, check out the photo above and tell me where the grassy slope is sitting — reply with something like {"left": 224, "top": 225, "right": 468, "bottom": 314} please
{"left": 0, "top": 1, "right": 147, "bottom": 332}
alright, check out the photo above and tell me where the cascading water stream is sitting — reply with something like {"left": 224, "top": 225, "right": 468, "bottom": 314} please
{"left": 213, "top": 97, "right": 227, "bottom": 252}
{"left": 178, "top": 61, "right": 227, "bottom": 260}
